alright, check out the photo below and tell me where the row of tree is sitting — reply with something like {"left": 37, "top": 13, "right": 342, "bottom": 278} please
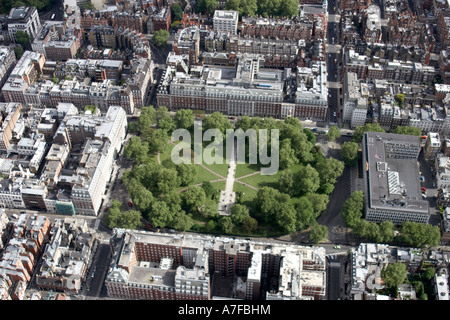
{"left": 254, "top": 186, "right": 330, "bottom": 234}
{"left": 224, "top": 0, "right": 299, "bottom": 18}
{"left": 340, "top": 123, "right": 423, "bottom": 167}
{"left": 194, "top": 0, "right": 299, "bottom": 18}
{"left": 342, "top": 191, "right": 441, "bottom": 247}
{"left": 1, "top": 0, "right": 56, "bottom": 14}
{"left": 352, "top": 123, "right": 422, "bottom": 143}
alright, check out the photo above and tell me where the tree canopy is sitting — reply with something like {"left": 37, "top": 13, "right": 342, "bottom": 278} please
{"left": 153, "top": 29, "right": 170, "bottom": 47}
{"left": 340, "top": 141, "right": 359, "bottom": 167}
{"left": 381, "top": 262, "right": 407, "bottom": 289}
{"left": 397, "top": 221, "right": 441, "bottom": 248}
{"left": 15, "top": 31, "right": 30, "bottom": 46}
{"left": 327, "top": 126, "right": 341, "bottom": 141}
{"left": 309, "top": 223, "right": 328, "bottom": 243}
{"left": 353, "top": 123, "right": 385, "bottom": 142}
{"left": 196, "top": 0, "right": 218, "bottom": 15}
{"left": 232, "top": 0, "right": 300, "bottom": 18}
{"left": 105, "top": 201, "right": 142, "bottom": 230}
{"left": 171, "top": 3, "right": 183, "bottom": 21}
{"left": 342, "top": 191, "right": 364, "bottom": 228}
{"left": 175, "top": 109, "right": 194, "bottom": 130}
{"left": 392, "top": 126, "right": 422, "bottom": 137}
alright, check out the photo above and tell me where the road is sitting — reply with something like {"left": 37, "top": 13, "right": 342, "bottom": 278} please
{"left": 38, "top": 0, "right": 64, "bottom": 22}
{"left": 85, "top": 242, "right": 112, "bottom": 299}
{"left": 326, "top": 0, "right": 342, "bottom": 126}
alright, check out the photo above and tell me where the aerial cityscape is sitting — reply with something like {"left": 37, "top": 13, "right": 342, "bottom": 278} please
{"left": 0, "top": 0, "right": 449, "bottom": 304}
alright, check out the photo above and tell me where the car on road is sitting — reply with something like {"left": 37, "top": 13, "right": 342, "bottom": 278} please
{"left": 334, "top": 245, "right": 341, "bottom": 249}
{"left": 145, "top": 224, "right": 154, "bottom": 231}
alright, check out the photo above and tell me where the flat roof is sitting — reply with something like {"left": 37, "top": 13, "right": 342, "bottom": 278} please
{"left": 364, "top": 132, "right": 429, "bottom": 215}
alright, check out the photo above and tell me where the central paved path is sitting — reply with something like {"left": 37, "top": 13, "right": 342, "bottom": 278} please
{"left": 218, "top": 142, "right": 237, "bottom": 215}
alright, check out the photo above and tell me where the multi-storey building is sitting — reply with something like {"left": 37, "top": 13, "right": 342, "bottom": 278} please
{"left": 147, "top": 6, "right": 171, "bottom": 33}
{"left": 2, "top": 50, "right": 45, "bottom": 105}
{"left": 105, "top": 230, "right": 326, "bottom": 300}
{"left": 343, "top": 49, "right": 369, "bottom": 80}
{"left": 111, "top": 11, "right": 147, "bottom": 34}
{"left": 343, "top": 72, "right": 368, "bottom": 128}
{"left": 88, "top": 25, "right": 151, "bottom": 59}
{"left": 362, "top": 5, "right": 382, "bottom": 44}
{"left": 213, "top": 10, "right": 238, "bottom": 35}
{"left": 70, "top": 139, "right": 113, "bottom": 216}
{"left": 409, "top": 106, "right": 446, "bottom": 135}
{"left": 0, "top": 46, "right": 17, "bottom": 98}
{"left": 173, "top": 26, "right": 201, "bottom": 65}
{"left": 436, "top": 84, "right": 450, "bottom": 101}
{"left": 437, "top": 9, "right": 450, "bottom": 51}
{"left": 0, "top": 209, "right": 8, "bottom": 251}
{"left": 351, "top": 243, "right": 424, "bottom": 300}
{"left": 21, "top": 180, "right": 48, "bottom": 211}
{"left": 435, "top": 154, "right": 450, "bottom": 191}
{"left": 425, "top": 132, "right": 441, "bottom": 161}
{"left": 362, "top": 132, "right": 430, "bottom": 224}
{"left": 44, "top": 37, "right": 78, "bottom": 62}
{"left": 157, "top": 53, "right": 328, "bottom": 121}
{"left": 294, "top": 63, "right": 329, "bottom": 121}
{"left": 35, "top": 218, "right": 94, "bottom": 293}
{"left": 438, "top": 50, "right": 450, "bottom": 84}
{"left": 0, "top": 178, "right": 26, "bottom": 209}
{"left": 240, "top": 16, "right": 316, "bottom": 41}
{"left": 6, "top": 6, "right": 41, "bottom": 43}
{"left": 80, "top": 10, "right": 111, "bottom": 30}
{"left": 0, "top": 102, "right": 22, "bottom": 151}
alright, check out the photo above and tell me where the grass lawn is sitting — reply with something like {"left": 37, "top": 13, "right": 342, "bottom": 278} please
{"left": 237, "top": 164, "right": 302, "bottom": 190}
{"left": 192, "top": 165, "right": 224, "bottom": 184}
{"left": 233, "top": 182, "right": 258, "bottom": 208}
{"left": 234, "top": 163, "right": 261, "bottom": 178}
{"left": 198, "top": 143, "right": 230, "bottom": 178}
{"left": 211, "top": 180, "right": 226, "bottom": 191}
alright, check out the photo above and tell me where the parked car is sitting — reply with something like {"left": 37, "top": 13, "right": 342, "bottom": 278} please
{"left": 128, "top": 201, "right": 133, "bottom": 207}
